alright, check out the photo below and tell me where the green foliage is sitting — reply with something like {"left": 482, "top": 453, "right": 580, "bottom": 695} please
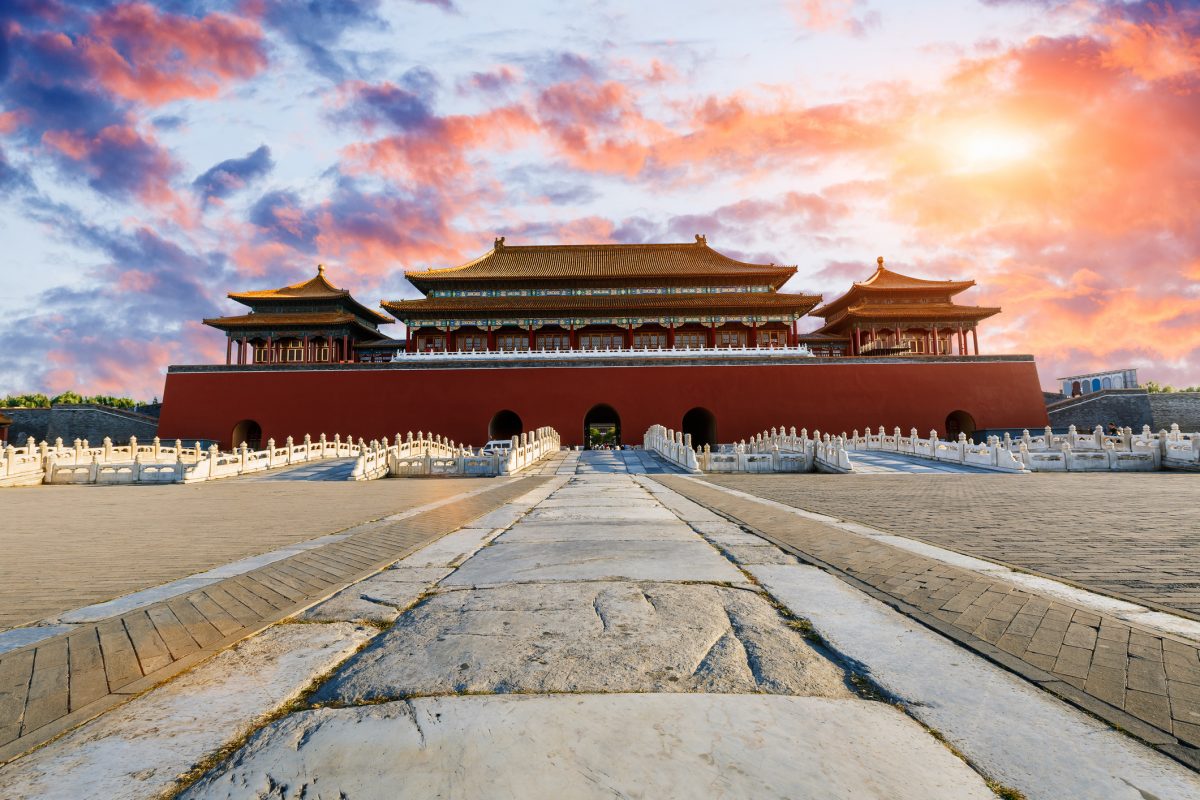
{"left": 1144, "top": 381, "right": 1200, "bottom": 394}
{"left": 2, "top": 392, "right": 144, "bottom": 408}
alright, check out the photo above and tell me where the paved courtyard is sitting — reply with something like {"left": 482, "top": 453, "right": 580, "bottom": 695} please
{"left": 703, "top": 472, "right": 1200, "bottom": 616}
{"left": 0, "top": 464, "right": 477, "bottom": 630}
{"left": 1, "top": 456, "right": 1199, "bottom": 798}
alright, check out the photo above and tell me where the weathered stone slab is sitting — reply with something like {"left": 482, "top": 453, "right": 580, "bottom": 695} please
{"left": 384, "top": 565, "right": 454, "bottom": 583}
{"left": 298, "top": 594, "right": 398, "bottom": 624}
{"left": 440, "top": 540, "right": 745, "bottom": 585}
{"left": 183, "top": 694, "right": 994, "bottom": 800}
{"left": 536, "top": 497, "right": 661, "bottom": 509}
{"left": 395, "top": 527, "right": 499, "bottom": 568}
{"left": 690, "top": 520, "right": 762, "bottom": 544}
{"left": 315, "top": 582, "right": 846, "bottom": 701}
{"left": 523, "top": 505, "right": 679, "bottom": 522}
{"left": 0, "top": 623, "right": 371, "bottom": 800}
{"left": 718, "top": 544, "right": 799, "bottom": 566}
{"left": 498, "top": 520, "right": 698, "bottom": 543}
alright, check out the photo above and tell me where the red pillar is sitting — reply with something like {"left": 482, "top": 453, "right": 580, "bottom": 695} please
{"left": 972, "top": 327, "right": 979, "bottom": 355}
{"left": 342, "top": 334, "right": 349, "bottom": 362}
{"left": 527, "top": 327, "right": 535, "bottom": 350}
{"left": 447, "top": 329, "right": 456, "bottom": 353}
{"left": 225, "top": 336, "right": 232, "bottom": 365}
{"left": 708, "top": 325, "right": 716, "bottom": 348}
{"left": 266, "top": 335, "right": 274, "bottom": 364}
{"left": 302, "top": 335, "right": 310, "bottom": 363}
{"left": 748, "top": 323, "right": 758, "bottom": 348}
{"left": 853, "top": 327, "right": 861, "bottom": 355}
{"left": 667, "top": 323, "right": 675, "bottom": 349}
{"left": 624, "top": 327, "right": 633, "bottom": 349}
{"left": 487, "top": 328, "right": 497, "bottom": 351}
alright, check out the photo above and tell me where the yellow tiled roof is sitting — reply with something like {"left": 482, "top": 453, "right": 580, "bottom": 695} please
{"left": 407, "top": 238, "right": 797, "bottom": 290}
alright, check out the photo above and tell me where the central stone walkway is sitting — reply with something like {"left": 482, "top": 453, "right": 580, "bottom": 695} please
{"left": 173, "top": 473, "right": 992, "bottom": 798}
{"left": 849, "top": 450, "right": 996, "bottom": 474}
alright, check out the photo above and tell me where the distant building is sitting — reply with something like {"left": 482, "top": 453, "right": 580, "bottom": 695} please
{"left": 1058, "top": 369, "right": 1139, "bottom": 397}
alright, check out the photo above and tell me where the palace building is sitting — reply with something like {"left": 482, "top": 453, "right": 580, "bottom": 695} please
{"left": 158, "top": 238, "right": 1050, "bottom": 449}
{"left": 386, "top": 236, "right": 819, "bottom": 354}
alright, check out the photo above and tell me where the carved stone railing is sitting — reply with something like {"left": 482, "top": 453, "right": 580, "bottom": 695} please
{"left": 0, "top": 426, "right": 564, "bottom": 487}
{"left": 643, "top": 425, "right": 701, "bottom": 473}
{"left": 359, "top": 427, "right": 561, "bottom": 480}
{"left": 846, "top": 426, "right": 1029, "bottom": 472}
{"left": 644, "top": 424, "right": 836, "bottom": 474}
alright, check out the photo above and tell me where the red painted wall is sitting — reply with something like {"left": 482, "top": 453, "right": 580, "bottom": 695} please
{"left": 157, "top": 358, "right": 1050, "bottom": 448}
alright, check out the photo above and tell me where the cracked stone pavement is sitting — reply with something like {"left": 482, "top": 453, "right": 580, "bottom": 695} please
{"left": 4, "top": 465, "right": 1198, "bottom": 799}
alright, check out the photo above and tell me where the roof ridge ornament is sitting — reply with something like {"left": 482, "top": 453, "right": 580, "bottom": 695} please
{"left": 495, "top": 236, "right": 506, "bottom": 249}
{"left": 877, "top": 256, "right": 884, "bottom": 269}
{"left": 695, "top": 234, "right": 707, "bottom": 245}
{"left": 317, "top": 263, "right": 325, "bottom": 275}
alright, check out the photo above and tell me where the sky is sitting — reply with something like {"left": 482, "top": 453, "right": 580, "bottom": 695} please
{"left": 1, "top": 0, "right": 1198, "bottom": 399}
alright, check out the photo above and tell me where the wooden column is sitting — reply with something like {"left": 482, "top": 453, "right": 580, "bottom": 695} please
{"left": 487, "top": 328, "right": 497, "bottom": 351}
{"left": 972, "top": 327, "right": 979, "bottom": 355}
{"left": 527, "top": 326, "right": 535, "bottom": 350}
{"left": 302, "top": 335, "right": 310, "bottom": 363}
{"left": 266, "top": 335, "right": 275, "bottom": 364}
{"left": 225, "top": 336, "right": 232, "bottom": 365}
{"left": 624, "top": 326, "right": 633, "bottom": 349}
{"left": 748, "top": 322, "right": 758, "bottom": 348}
{"left": 667, "top": 322, "right": 675, "bottom": 349}
{"left": 707, "top": 324, "right": 716, "bottom": 348}
{"left": 341, "top": 334, "right": 349, "bottom": 362}
{"left": 447, "top": 329, "right": 456, "bottom": 353}
{"left": 569, "top": 324, "right": 578, "bottom": 350}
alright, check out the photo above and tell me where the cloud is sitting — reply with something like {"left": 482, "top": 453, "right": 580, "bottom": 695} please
{"left": 788, "top": 0, "right": 880, "bottom": 36}
{"left": 193, "top": 144, "right": 274, "bottom": 205}
{"left": 42, "top": 123, "right": 179, "bottom": 203}
{"left": 81, "top": 1, "right": 268, "bottom": 105}
{"left": 257, "top": 0, "right": 385, "bottom": 81}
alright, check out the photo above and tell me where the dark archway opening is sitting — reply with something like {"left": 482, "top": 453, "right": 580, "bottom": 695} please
{"left": 489, "top": 409, "right": 523, "bottom": 441}
{"left": 945, "top": 410, "right": 976, "bottom": 440}
{"left": 231, "top": 419, "right": 262, "bottom": 449}
{"left": 584, "top": 404, "right": 621, "bottom": 449}
{"left": 682, "top": 407, "right": 717, "bottom": 449}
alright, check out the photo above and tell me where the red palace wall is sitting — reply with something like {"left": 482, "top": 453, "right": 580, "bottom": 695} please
{"left": 157, "top": 356, "right": 1050, "bottom": 449}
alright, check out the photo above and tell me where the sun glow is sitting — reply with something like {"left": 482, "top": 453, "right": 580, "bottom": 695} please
{"left": 953, "top": 128, "right": 1039, "bottom": 172}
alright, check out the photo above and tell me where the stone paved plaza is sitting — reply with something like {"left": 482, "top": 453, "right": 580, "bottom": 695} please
{"left": 0, "top": 463, "right": 474, "bottom": 630}
{"left": 702, "top": 472, "right": 1200, "bottom": 616}
{"left": 0, "top": 455, "right": 1198, "bottom": 799}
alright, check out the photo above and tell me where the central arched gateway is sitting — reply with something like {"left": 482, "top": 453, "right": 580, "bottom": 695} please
{"left": 488, "top": 409, "right": 523, "bottom": 441}
{"left": 231, "top": 419, "right": 262, "bottom": 449}
{"left": 682, "top": 407, "right": 716, "bottom": 449}
{"left": 583, "top": 403, "right": 621, "bottom": 448}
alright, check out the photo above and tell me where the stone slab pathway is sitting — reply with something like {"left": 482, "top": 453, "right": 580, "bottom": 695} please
{"left": 849, "top": 449, "right": 997, "bottom": 474}
{"left": 176, "top": 472, "right": 997, "bottom": 798}
{"left": 0, "top": 477, "right": 546, "bottom": 762}
{"left": 655, "top": 475, "right": 1200, "bottom": 769}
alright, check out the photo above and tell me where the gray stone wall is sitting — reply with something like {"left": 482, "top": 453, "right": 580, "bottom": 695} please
{"left": 1046, "top": 390, "right": 1154, "bottom": 431}
{"left": 1148, "top": 392, "right": 1200, "bottom": 432}
{"left": 4, "top": 405, "right": 158, "bottom": 445}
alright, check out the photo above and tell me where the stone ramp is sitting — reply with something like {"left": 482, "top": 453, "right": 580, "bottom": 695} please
{"left": 654, "top": 475, "right": 1200, "bottom": 770}
{"left": 850, "top": 450, "right": 998, "bottom": 474}
{"left": 0, "top": 477, "right": 548, "bottom": 763}
{"left": 235, "top": 457, "right": 358, "bottom": 481}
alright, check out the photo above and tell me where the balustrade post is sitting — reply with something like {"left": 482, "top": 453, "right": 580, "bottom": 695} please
{"left": 73, "top": 438, "right": 82, "bottom": 465}
{"left": 286, "top": 436, "right": 294, "bottom": 464}
{"left": 4, "top": 445, "right": 13, "bottom": 477}
{"left": 239, "top": 442, "right": 248, "bottom": 472}
{"left": 266, "top": 438, "right": 276, "bottom": 468}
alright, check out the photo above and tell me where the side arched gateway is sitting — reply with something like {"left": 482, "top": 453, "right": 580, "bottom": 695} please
{"left": 231, "top": 419, "right": 262, "bottom": 449}
{"left": 682, "top": 407, "right": 717, "bottom": 449}
{"left": 488, "top": 409, "right": 523, "bottom": 441}
{"left": 945, "top": 410, "right": 976, "bottom": 440}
